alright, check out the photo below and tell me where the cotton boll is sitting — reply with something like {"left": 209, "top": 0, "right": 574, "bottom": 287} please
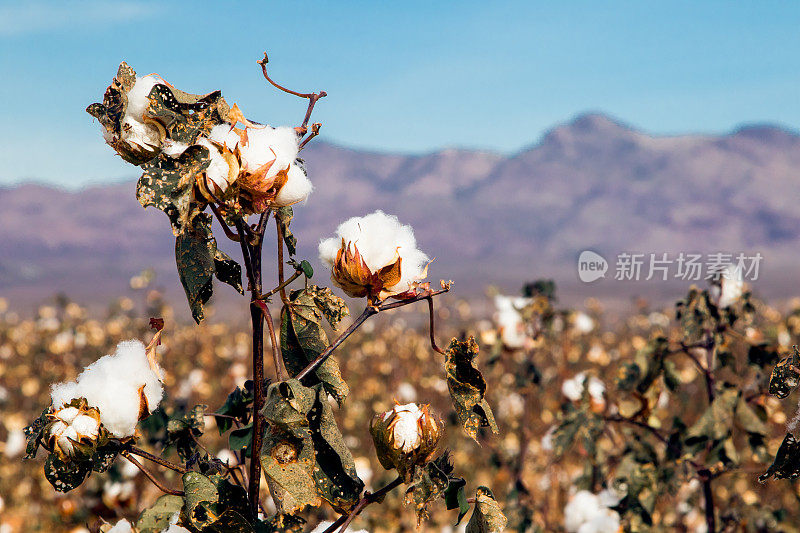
{"left": 562, "top": 373, "right": 586, "bottom": 401}
{"left": 50, "top": 340, "right": 163, "bottom": 438}
{"left": 319, "top": 211, "right": 430, "bottom": 298}
{"left": 125, "top": 75, "right": 163, "bottom": 121}
{"left": 160, "top": 513, "right": 192, "bottom": 533}
{"left": 573, "top": 312, "right": 595, "bottom": 334}
{"left": 712, "top": 264, "right": 745, "bottom": 309}
{"left": 564, "top": 491, "right": 602, "bottom": 532}
{"left": 195, "top": 138, "right": 232, "bottom": 191}
{"left": 586, "top": 377, "right": 605, "bottom": 403}
{"left": 208, "top": 124, "right": 243, "bottom": 150}
{"left": 273, "top": 164, "right": 312, "bottom": 206}
{"left": 107, "top": 519, "right": 133, "bottom": 533}
{"left": 4, "top": 429, "right": 26, "bottom": 458}
{"left": 389, "top": 403, "right": 423, "bottom": 452}
{"left": 494, "top": 295, "right": 532, "bottom": 348}
{"left": 240, "top": 126, "right": 299, "bottom": 176}
{"left": 161, "top": 139, "right": 189, "bottom": 158}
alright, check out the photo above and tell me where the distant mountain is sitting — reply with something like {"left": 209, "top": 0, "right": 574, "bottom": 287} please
{"left": 3, "top": 112, "right": 800, "bottom": 313}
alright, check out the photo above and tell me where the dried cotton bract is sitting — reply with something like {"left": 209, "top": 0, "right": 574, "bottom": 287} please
{"left": 370, "top": 403, "right": 441, "bottom": 481}
{"left": 318, "top": 211, "right": 430, "bottom": 300}
{"left": 50, "top": 340, "right": 164, "bottom": 438}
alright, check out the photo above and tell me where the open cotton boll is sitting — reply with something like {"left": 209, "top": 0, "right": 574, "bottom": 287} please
{"left": 319, "top": 210, "right": 430, "bottom": 297}
{"left": 161, "top": 139, "right": 189, "bottom": 158}
{"left": 107, "top": 519, "right": 133, "bottom": 533}
{"left": 209, "top": 124, "right": 300, "bottom": 176}
{"left": 273, "top": 164, "right": 313, "bottom": 206}
{"left": 50, "top": 340, "right": 163, "bottom": 438}
{"left": 195, "top": 137, "right": 232, "bottom": 191}
{"left": 711, "top": 264, "right": 745, "bottom": 309}
{"left": 494, "top": 295, "right": 532, "bottom": 348}
{"left": 564, "top": 490, "right": 621, "bottom": 533}
{"left": 125, "top": 75, "right": 163, "bottom": 121}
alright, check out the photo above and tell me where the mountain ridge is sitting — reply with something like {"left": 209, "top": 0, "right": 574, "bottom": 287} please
{"left": 3, "top": 112, "right": 799, "bottom": 313}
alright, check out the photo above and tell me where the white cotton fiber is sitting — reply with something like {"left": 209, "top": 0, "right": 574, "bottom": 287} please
{"left": 160, "top": 513, "right": 191, "bottom": 533}
{"left": 274, "top": 164, "right": 312, "bottom": 206}
{"left": 107, "top": 519, "right": 133, "bottom": 533}
{"left": 564, "top": 490, "right": 621, "bottom": 533}
{"left": 209, "top": 124, "right": 300, "bottom": 177}
{"left": 494, "top": 295, "right": 532, "bottom": 348}
{"left": 125, "top": 75, "right": 163, "bottom": 121}
{"left": 161, "top": 139, "right": 189, "bottom": 158}
{"left": 318, "top": 211, "right": 430, "bottom": 294}
{"left": 50, "top": 340, "right": 164, "bottom": 438}
{"left": 196, "top": 137, "right": 232, "bottom": 191}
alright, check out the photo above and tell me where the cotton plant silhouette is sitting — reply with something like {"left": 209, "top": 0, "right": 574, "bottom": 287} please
{"left": 23, "top": 54, "right": 505, "bottom": 533}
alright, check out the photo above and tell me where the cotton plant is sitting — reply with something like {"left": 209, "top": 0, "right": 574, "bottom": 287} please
{"left": 24, "top": 54, "right": 505, "bottom": 533}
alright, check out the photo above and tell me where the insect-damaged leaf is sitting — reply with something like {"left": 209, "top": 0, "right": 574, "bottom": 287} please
{"left": 305, "top": 285, "right": 349, "bottom": 329}
{"left": 138, "top": 144, "right": 209, "bottom": 236}
{"left": 136, "top": 494, "right": 184, "bottom": 533}
{"left": 769, "top": 349, "right": 800, "bottom": 399}
{"left": 760, "top": 432, "right": 800, "bottom": 482}
{"left": 23, "top": 406, "right": 51, "bottom": 459}
{"left": 444, "top": 337, "right": 499, "bottom": 442}
{"left": 44, "top": 453, "right": 91, "bottom": 492}
{"left": 145, "top": 83, "right": 231, "bottom": 145}
{"left": 280, "top": 289, "right": 349, "bottom": 404}
{"left": 175, "top": 214, "right": 243, "bottom": 322}
{"left": 260, "top": 380, "right": 363, "bottom": 514}
{"left": 182, "top": 471, "right": 251, "bottom": 531}
{"left": 214, "top": 248, "right": 244, "bottom": 295}
{"left": 405, "top": 459, "right": 450, "bottom": 525}
{"left": 166, "top": 404, "right": 207, "bottom": 461}
{"left": 466, "top": 486, "right": 508, "bottom": 533}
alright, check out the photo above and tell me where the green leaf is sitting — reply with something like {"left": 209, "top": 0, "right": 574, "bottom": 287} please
{"left": 736, "top": 398, "right": 768, "bottom": 436}
{"left": 215, "top": 385, "right": 254, "bottom": 434}
{"left": 444, "top": 337, "right": 499, "bottom": 442}
{"left": 769, "top": 350, "right": 800, "bottom": 399}
{"left": 214, "top": 249, "right": 244, "bottom": 295}
{"left": 466, "top": 486, "right": 507, "bottom": 533}
{"left": 280, "top": 289, "right": 349, "bottom": 404}
{"left": 275, "top": 207, "right": 297, "bottom": 256}
{"left": 44, "top": 454, "right": 91, "bottom": 492}
{"left": 176, "top": 214, "right": 216, "bottom": 323}
{"left": 299, "top": 260, "right": 314, "bottom": 279}
{"left": 685, "top": 387, "right": 739, "bottom": 445}
{"left": 138, "top": 144, "right": 209, "bottom": 236}
{"left": 229, "top": 423, "right": 253, "bottom": 458}
{"left": 444, "top": 478, "right": 470, "bottom": 525}
{"left": 166, "top": 404, "right": 207, "bottom": 461}
{"left": 136, "top": 494, "right": 184, "bottom": 533}
{"left": 760, "top": 433, "right": 800, "bottom": 482}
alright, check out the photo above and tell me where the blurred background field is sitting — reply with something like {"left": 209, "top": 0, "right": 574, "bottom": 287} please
{"left": 2, "top": 279, "right": 800, "bottom": 532}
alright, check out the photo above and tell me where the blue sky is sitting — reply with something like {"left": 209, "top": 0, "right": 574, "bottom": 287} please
{"left": 1, "top": 0, "right": 799, "bottom": 187}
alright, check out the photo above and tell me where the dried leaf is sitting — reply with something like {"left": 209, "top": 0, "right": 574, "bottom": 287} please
{"left": 444, "top": 337, "right": 498, "bottom": 442}
{"left": 760, "top": 433, "right": 800, "bottom": 482}
{"left": 466, "top": 486, "right": 507, "bottom": 533}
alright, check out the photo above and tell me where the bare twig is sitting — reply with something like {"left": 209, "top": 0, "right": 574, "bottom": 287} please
{"left": 209, "top": 203, "right": 240, "bottom": 242}
{"left": 254, "top": 299, "right": 287, "bottom": 380}
{"left": 299, "top": 123, "right": 322, "bottom": 151}
{"left": 261, "top": 269, "right": 302, "bottom": 300}
{"left": 258, "top": 52, "right": 327, "bottom": 133}
{"left": 127, "top": 445, "right": 188, "bottom": 474}
{"left": 276, "top": 222, "right": 291, "bottom": 305}
{"left": 121, "top": 453, "right": 184, "bottom": 496}
{"left": 296, "top": 286, "right": 451, "bottom": 382}
{"left": 426, "top": 296, "right": 446, "bottom": 355}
